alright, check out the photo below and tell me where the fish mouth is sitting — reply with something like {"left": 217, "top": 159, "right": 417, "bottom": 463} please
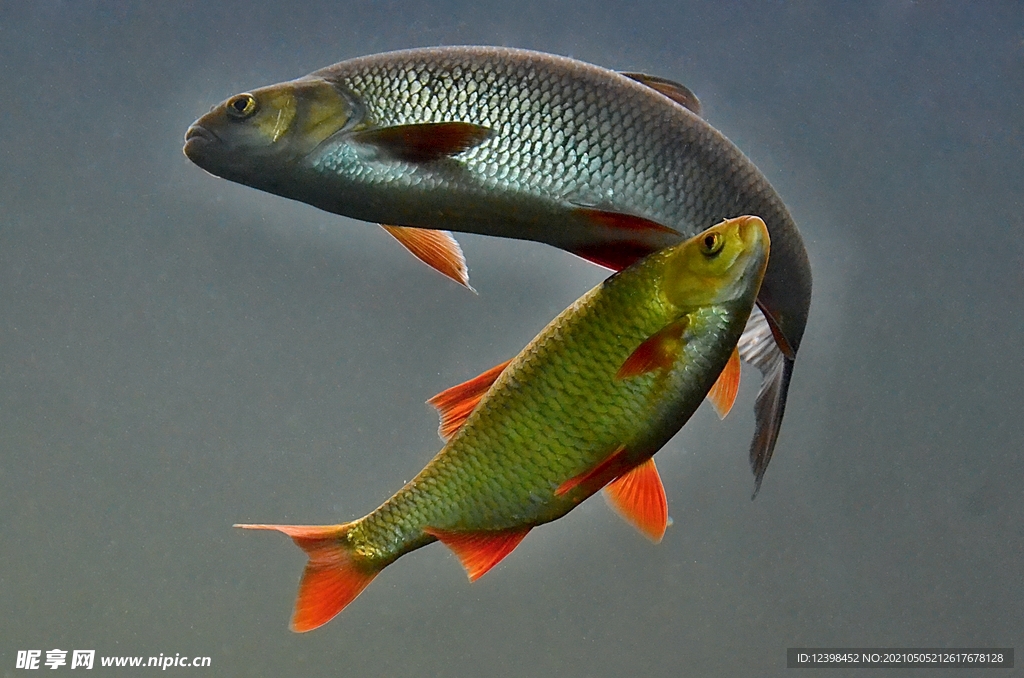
{"left": 183, "top": 124, "right": 217, "bottom": 158}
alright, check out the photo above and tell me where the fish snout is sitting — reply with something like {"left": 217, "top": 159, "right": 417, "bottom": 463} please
{"left": 183, "top": 123, "right": 217, "bottom": 158}
{"left": 734, "top": 215, "right": 769, "bottom": 252}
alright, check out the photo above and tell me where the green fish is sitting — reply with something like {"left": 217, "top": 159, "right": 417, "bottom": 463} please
{"left": 184, "top": 46, "right": 809, "bottom": 491}
{"left": 237, "top": 215, "right": 770, "bottom": 632}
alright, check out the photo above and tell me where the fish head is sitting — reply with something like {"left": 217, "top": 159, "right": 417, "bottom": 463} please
{"left": 183, "top": 77, "right": 361, "bottom": 188}
{"left": 661, "top": 215, "right": 770, "bottom": 310}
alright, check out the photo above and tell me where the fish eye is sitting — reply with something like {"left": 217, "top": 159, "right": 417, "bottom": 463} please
{"left": 700, "top": 231, "right": 724, "bottom": 257}
{"left": 226, "top": 93, "right": 258, "bottom": 119}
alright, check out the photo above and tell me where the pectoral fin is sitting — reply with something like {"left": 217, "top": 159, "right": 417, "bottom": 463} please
{"left": 424, "top": 527, "right": 531, "bottom": 582}
{"left": 706, "top": 346, "right": 741, "bottom": 419}
{"left": 620, "top": 72, "right": 702, "bottom": 117}
{"left": 603, "top": 458, "right": 668, "bottom": 543}
{"left": 616, "top": 318, "right": 690, "bottom": 380}
{"left": 351, "top": 122, "right": 492, "bottom": 162}
{"left": 380, "top": 225, "right": 473, "bottom": 291}
{"left": 427, "top": 359, "right": 513, "bottom": 440}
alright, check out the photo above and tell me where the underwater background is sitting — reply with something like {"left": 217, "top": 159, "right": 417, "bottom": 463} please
{"left": 1, "top": 1, "right": 1021, "bottom": 676}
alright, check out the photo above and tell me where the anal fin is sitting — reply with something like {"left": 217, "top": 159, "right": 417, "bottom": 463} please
{"left": 380, "top": 225, "right": 473, "bottom": 291}
{"left": 424, "top": 527, "right": 531, "bottom": 582}
{"left": 568, "top": 208, "right": 678, "bottom": 272}
{"left": 427, "top": 359, "right": 512, "bottom": 440}
{"left": 706, "top": 346, "right": 741, "bottom": 419}
{"left": 603, "top": 458, "right": 668, "bottom": 543}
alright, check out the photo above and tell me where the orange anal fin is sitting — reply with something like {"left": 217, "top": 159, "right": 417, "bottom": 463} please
{"left": 555, "top": 444, "right": 631, "bottom": 498}
{"left": 574, "top": 207, "right": 680, "bottom": 236}
{"left": 235, "top": 523, "right": 378, "bottom": 633}
{"left": 568, "top": 208, "right": 678, "bottom": 272}
{"left": 424, "top": 526, "right": 531, "bottom": 582}
{"left": 707, "top": 346, "right": 741, "bottom": 420}
{"left": 569, "top": 241, "right": 656, "bottom": 272}
{"left": 616, "top": 318, "right": 690, "bottom": 380}
{"left": 351, "top": 122, "right": 492, "bottom": 163}
{"left": 427, "top": 359, "right": 513, "bottom": 441}
{"left": 603, "top": 458, "right": 668, "bottom": 543}
{"left": 380, "top": 225, "right": 474, "bottom": 291}
{"left": 620, "top": 72, "right": 702, "bottom": 117}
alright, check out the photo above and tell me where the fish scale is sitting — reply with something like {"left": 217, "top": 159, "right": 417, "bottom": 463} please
{"left": 185, "top": 46, "right": 809, "bottom": 492}
{"left": 235, "top": 216, "right": 768, "bottom": 630}
{"left": 346, "top": 244, "right": 738, "bottom": 562}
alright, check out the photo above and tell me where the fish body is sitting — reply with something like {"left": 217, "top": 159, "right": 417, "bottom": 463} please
{"left": 238, "top": 216, "right": 770, "bottom": 631}
{"left": 185, "top": 46, "right": 810, "bottom": 489}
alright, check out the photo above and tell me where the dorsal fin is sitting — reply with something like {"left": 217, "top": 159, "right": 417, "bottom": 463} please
{"left": 424, "top": 527, "right": 531, "bottom": 581}
{"left": 602, "top": 458, "right": 668, "bottom": 543}
{"left": 620, "top": 72, "right": 702, "bottom": 117}
{"left": 350, "top": 122, "right": 492, "bottom": 162}
{"left": 380, "top": 225, "right": 474, "bottom": 291}
{"left": 427, "top": 359, "right": 513, "bottom": 440}
{"left": 707, "top": 346, "right": 741, "bottom": 419}
{"left": 616, "top": 318, "right": 690, "bottom": 380}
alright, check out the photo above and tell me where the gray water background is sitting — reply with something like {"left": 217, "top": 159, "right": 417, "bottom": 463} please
{"left": 1, "top": 1, "right": 1021, "bottom": 676}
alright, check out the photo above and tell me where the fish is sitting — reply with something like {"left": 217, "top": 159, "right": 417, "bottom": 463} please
{"left": 236, "top": 216, "right": 770, "bottom": 632}
{"left": 183, "top": 45, "right": 811, "bottom": 492}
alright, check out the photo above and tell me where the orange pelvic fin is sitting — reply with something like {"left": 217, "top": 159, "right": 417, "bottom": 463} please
{"left": 555, "top": 444, "right": 630, "bottom": 497}
{"left": 603, "top": 458, "right": 668, "bottom": 543}
{"left": 616, "top": 318, "right": 690, "bottom": 380}
{"left": 620, "top": 72, "right": 702, "bottom": 117}
{"left": 706, "top": 346, "right": 741, "bottom": 419}
{"left": 351, "top": 122, "right": 492, "bottom": 163}
{"left": 427, "top": 359, "right": 513, "bottom": 440}
{"left": 380, "top": 225, "right": 474, "bottom": 291}
{"left": 235, "top": 523, "right": 378, "bottom": 633}
{"left": 424, "top": 527, "right": 531, "bottom": 582}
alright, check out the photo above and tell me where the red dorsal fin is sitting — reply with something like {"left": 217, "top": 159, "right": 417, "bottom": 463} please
{"left": 616, "top": 318, "right": 690, "bottom": 380}
{"left": 602, "top": 458, "right": 669, "bottom": 543}
{"left": 619, "top": 72, "right": 702, "bottom": 117}
{"left": 351, "top": 122, "right": 492, "bottom": 162}
{"left": 555, "top": 445, "right": 632, "bottom": 498}
{"left": 234, "top": 523, "right": 379, "bottom": 632}
{"left": 427, "top": 359, "right": 513, "bottom": 440}
{"left": 380, "top": 225, "right": 474, "bottom": 291}
{"left": 707, "top": 346, "right": 741, "bottom": 419}
{"left": 424, "top": 527, "right": 531, "bottom": 582}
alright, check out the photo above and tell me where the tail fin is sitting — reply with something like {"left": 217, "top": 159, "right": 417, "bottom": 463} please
{"left": 235, "top": 523, "right": 380, "bottom": 632}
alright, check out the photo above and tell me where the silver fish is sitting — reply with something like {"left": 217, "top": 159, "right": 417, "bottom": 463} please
{"left": 184, "top": 46, "right": 812, "bottom": 493}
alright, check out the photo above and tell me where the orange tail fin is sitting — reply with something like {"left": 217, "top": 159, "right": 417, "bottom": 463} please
{"left": 235, "top": 523, "right": 380, "bottom": 632}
